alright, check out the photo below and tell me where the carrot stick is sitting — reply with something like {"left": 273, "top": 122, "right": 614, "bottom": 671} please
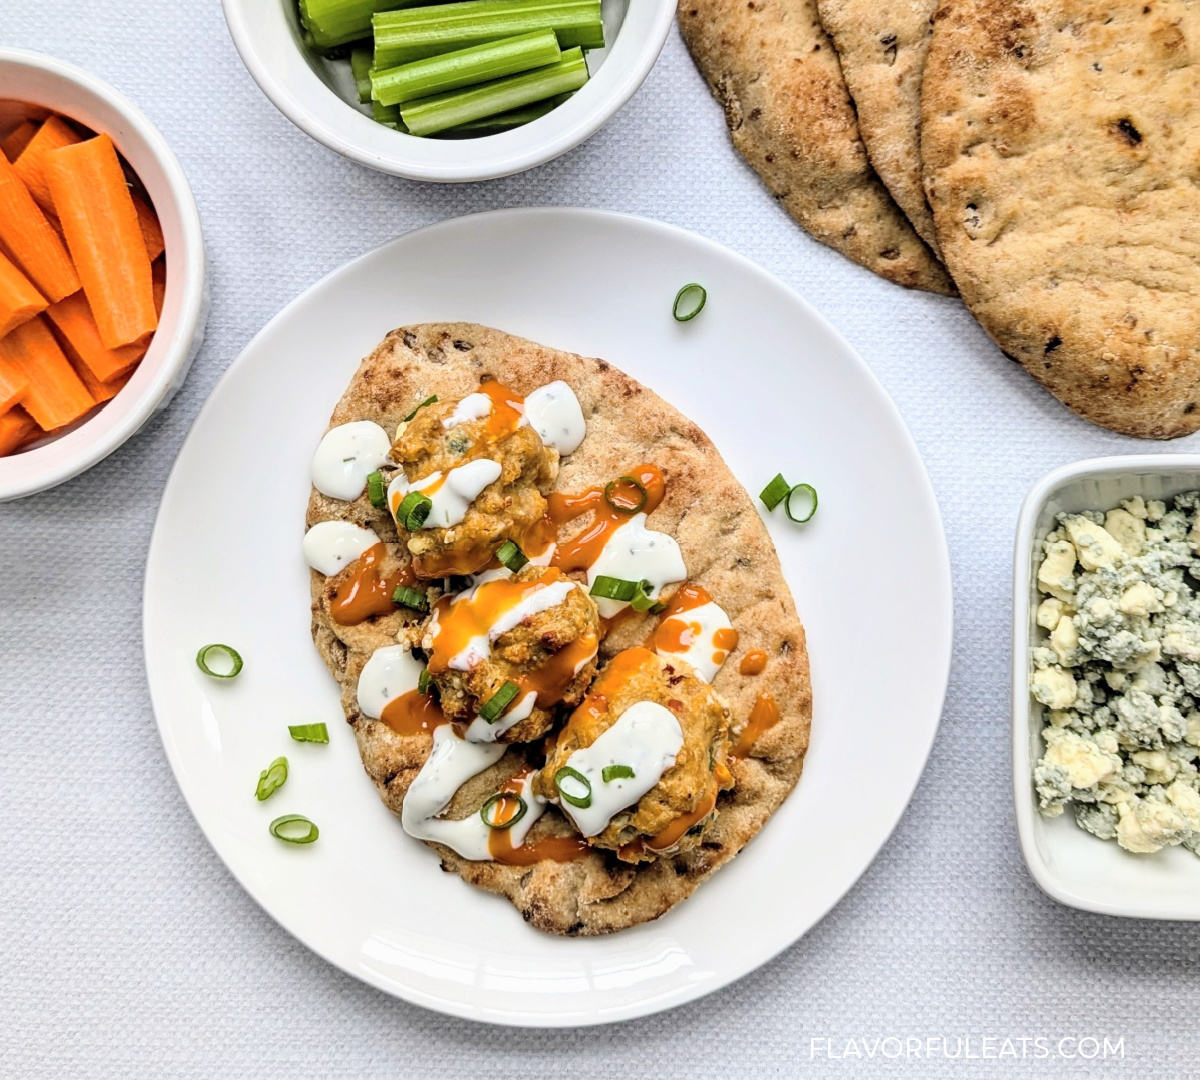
{"left": 133, "top": 194, "right": 164, "bottom": 261}
{"left": 0, "top": 153, "right": 80, "bottom": 303}
{"left": 0, "top": 405, "right": 38, "bottom": 455}
{"left": 2, "top": 121, "right": 39, "bottom": 163}
{"left": 0, "top": 353, "right": 27, "bottom": 413}
{"left": 152, "top": 257, "right": 165, "bottom": 316}
{"left": 45, "top": 134, "right": 155, "bottom": 349}
{"left": 0, "top": 315, "right": 94, "bottom": 430}
{"left": 0, "top": 249, "right": 47, "bottom": 337}
{"left": 67, "top": 346, "right": 132, "bottom": 403}
{"left": 14, "top": 116, "right": 81, "bottom": 217}
{"left": 45, "top": 290, "right": 145, "bottom": 383}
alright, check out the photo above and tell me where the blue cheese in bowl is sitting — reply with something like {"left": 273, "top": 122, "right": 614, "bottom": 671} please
{"left": 1030, "top": 494, "right": 1200, "bottom": 855}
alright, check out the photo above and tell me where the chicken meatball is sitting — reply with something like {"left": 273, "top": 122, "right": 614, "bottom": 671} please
{"left": 422, "top": 565, "right": 601, "bottom": 744}
{"left": 534, "top": 646, "right": 734, "bottom": 862}
{"left": 390, "top": 382, "right": 555, "bottom": 578}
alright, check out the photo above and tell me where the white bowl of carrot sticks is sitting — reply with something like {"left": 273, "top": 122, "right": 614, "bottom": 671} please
{"left": 0, "top": 48, "right": 206, "bottom": 501}
{"left": 221, "top": 0, "right": 674, "bottom": 182}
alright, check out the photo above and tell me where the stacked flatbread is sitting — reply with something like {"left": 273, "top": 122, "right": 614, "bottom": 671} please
{"left": 679, "top": 0, "right": 1200, "bottom": 439}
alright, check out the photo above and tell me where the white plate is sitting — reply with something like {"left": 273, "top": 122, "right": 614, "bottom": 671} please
{"left": 1013, "top": 455, "right": 1200, "bottom": 920}
{"left": 144, "top": 209, "right": 953, "bottom": 1026}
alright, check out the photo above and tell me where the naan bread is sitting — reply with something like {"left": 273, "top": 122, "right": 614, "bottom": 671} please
{"left": 922, "top": 0, "right": 1200, "bottom": 438}
{"left": 678, "top": 0, "right": 954, "bottom": 295}
{"left": 816, "top": 0, "right": 941, "bottom": 253}
{"left": 306, "top": 324, "right": 813, "bottom": 935}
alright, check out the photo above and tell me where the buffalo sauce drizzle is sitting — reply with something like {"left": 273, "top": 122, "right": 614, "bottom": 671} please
{"left": 739, "top": 650, "right": 768, "bottom": 676}
{"left": 548, "top": 465, "right": 665, "bottom": 574}
{"left": 380, "top": 689, "right": 446, "bottom": 737}
{"left": 487, "top": 770, "right": 589, "bottom": 865}
{"left": 477, "top": 379, "right": 526, "bottom": 442}
{"left": 330, "top": 543, "right": 416, "bottom": 625}
{"left": 730, "top": 692, "right": 782, "bottom": 759}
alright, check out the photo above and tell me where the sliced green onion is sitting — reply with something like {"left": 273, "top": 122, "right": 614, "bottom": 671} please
{"left": 784, "top": 483, "right": 818, "bottom": 524}
{"left": 495, "top": 539, "right": 528, "bottom": 571}
{"left": 480, "top": 791, "right": 528, "bottom": 829}
{"left": 401, "top": 47, "right": 589, "bottom": 138}
{"left": 374, "top": 0, "right": 605, "bottom": 68}
{"left": 269, "top": 814, "right": 319, "bottom": 845}
{"left": 372, "top": 30, "right": 562, "bottom": 107}
{"left": 673, "top": 283, "right": 707, "bottom": 322}
{"left": 350, "top": 43, "right": 374, "bottom": 104}
{"left": 604, "top": 475, "right": 648, "bottom": 514}
{"left": 255, "top": 756, "right": 289, "bottom": 801}
{"left": 602, "top": 764, "right": 635, "bottom": 783}
{"left": 554, "top": 765, "right": 592, "bottom": 808}
{"left": 402, "top": 394, "right": 438, "bottom": 422}
{"left": 590, "top": 575, "right": 638, "bottom": 602}
{"left": 418, "top": 667, "right": 432, "bottom": 695}
{"left": 196, "top": 643, "right": 243, "bottom": 679}
{"left": 367, "top": 469, "right": 387, "bottom": 508}
{"left": 392, "top": 584, "right": 429, "bottom": 612}
{"left": 289, "top": 723, "right": 330, "bottom": 744}
{"left": 478, "top": 680, "right": 520, "bottom": 724}
{"left": 630, "top": 580, "right": 666, "bottom": 615}
{"left": 759, "top": 473, "right": 791, "bottom": 512}
{"left": 396, "top": 490, "right": 433, "bottom": 531}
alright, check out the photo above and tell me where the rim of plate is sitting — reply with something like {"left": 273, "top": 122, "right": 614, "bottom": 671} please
{"left": 220, "top": 0, "right": 674, "bottom": 182}
{"left": 144, "top": 208, "right": 953, "bottom": 1026}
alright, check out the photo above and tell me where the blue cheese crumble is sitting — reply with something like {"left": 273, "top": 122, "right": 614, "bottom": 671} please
{"left": 1031, "top": 493, "right": 1200, "bottom": 855}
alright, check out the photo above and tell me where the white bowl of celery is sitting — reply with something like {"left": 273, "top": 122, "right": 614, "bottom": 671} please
{"left": 222, "top": 0, "right": 674, "bottom": 181}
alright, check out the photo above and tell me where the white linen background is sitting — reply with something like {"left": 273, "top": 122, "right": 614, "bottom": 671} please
{"left": 3, "top": 3, "right": 1199, "bottom": 1077}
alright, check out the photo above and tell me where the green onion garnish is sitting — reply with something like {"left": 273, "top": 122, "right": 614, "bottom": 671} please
{"left": 604, "top": 475, "right": 648, "bottom": 514}
{"left": 554, "top": 765, "right": 592, "bottom": 808}
{"left": 602, "top": 764, "right": 635, "bottom": 783}
{"left": 759, "top": 473, "right": 791, "bottom": 511}
{"left": 196, "top": 643, "right": 243, "bottom": 679}
{"left": 418, "top": 667, "right": 432, "bottom": 695}
{"left": 289, "top": 723, "right": 330, "bottom": 744}
{"left": 590, "top": 575, "right": 639, "bottom": 602}
{"left": 367, "top": 469, "right": 387, "bottom": 508}
{"left": 673, "top": 283, "right": 707, "bottom": 322}
{"left": 784, "top": 483, "right": 818, "bottom": 524}
{"left": 495, "top": 539, "right": 528, "bottom": 571}
{"left": 478, "top": 680, "right": 520, "bottom": 724}
{"left": 629, "top": 580, "right": 666, "bottom": 614}
{"left": 403, "top": 394, "right": 438, "bottom": 422}
{"left": 396, "top": 490, "right": 433, "bottom": 531}
{"left": 269, "top": 814, "right": 319, "bottom": 845}
{"left": 255, "top": 756, "right": 288, "bottom": 801}
{"left": 392, "top": 584, "right": 429, "bottom": 612}
{"left": 480, "top": 792, "right": 528, "bottom": 830}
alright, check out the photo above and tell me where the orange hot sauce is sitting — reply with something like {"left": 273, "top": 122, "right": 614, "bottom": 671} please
{"left": 330, "top": 543, "right": 415, "bottom": 625}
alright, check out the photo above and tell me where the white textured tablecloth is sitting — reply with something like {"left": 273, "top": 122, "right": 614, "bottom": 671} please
{"left": 4, "top": 3, "right": 1199, "bottom": 1076}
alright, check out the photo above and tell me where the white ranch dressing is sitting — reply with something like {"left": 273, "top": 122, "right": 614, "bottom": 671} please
{"left": 388, "top": 458, "right": 502, "bottom": 531}
{"left": 554, "top": 701, "right": 684, "bottom": 837}
{"left": 524, "top": 380, "right": 586, "bottom": 454}
{"left": 442, "top": 392, "right": 492, "bottom": 429}
{"left": 401, "top": 725, "right": 547, "bottom": 860}
{"left": 311, "top": 421, "right": 392, "bottom": 501}
{"left": 586, "top": 513, "right": 687, "bottom": 618}
{"left": 302, "top": 521, "right": 380, "bottom": 576}
{"left": 356, "top": 644, "right": 424, "bottom": 719}
{"left": 655, "top": 600, "right": 736, "bottom": 683}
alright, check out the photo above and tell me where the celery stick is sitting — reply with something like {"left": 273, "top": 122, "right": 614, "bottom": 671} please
{"left": 350, "top": 44, "right": 374, "bottom": 104}
{"left": 372, "top": 98, "right": 407, "bottom": 131}
{"left": 299, "top": 0, "right": 435, "bottom": 50}
{"left": 374, "top": 0, "right": 602, "bottom": 69}
{"left": 401, "top": 46, "right": 588, "bottom": 137}
{"left": 372, "top": 30, "right": 560, "bottom": 107}
{"left": 433, "top": 92, "right": 572, "bottom": 137}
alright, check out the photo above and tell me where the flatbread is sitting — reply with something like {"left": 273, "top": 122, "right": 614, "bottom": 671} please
{"left": 678, "top": 0, "right": 955, "bottom": 295}
{"left": 816, "top": 0, "right": 941, "bottom": 253}
{"left": 306, "top": 324, "right": 813, "bottom": 935}
{"left": 922, "top": 0, "right": 1200, "bottom": 439}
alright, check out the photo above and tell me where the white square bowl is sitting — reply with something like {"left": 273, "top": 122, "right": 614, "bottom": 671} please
{"left": 1014, "top": 455, "right": 1200, "bottom": 919}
